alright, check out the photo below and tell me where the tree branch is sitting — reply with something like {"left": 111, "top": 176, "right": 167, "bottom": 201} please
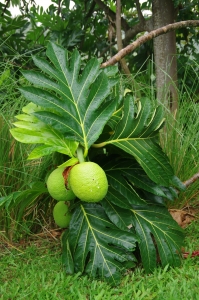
{"left": 124, "top": 0, "right": 153, "bottom": 46}
{"left": 123, "top": 18, "right": 153, "bottom": 46}
{"left": 101, "top": 20, "right": 199, "bottom": 68}
{"left": 116, "top": 0, "right": 122, "bottom": 51}
{"left": 116, "top": 0, "right": 131, "bottom": 74}
{"left": 93, "top": 0, "right": 152, "bottom": 47}
{"left": 183, "top": 172, "right": 199, "bottom": 188}
{"left": 173, "top": 171, "right": 199, "bottom": 195}
{"left": 94, "top": 0, "right": 130, "bottom": 31}
{"left": 57, "top": 0, "right": 61, "bottom": 16}
{"left": 1, "top": 0, "right": 11, "bottom": 16}
{"left": 85, "top": 1, "right": 96, "bottom": 20}
{"left": 135, "top": 0, "right": 145, "bottom": 23}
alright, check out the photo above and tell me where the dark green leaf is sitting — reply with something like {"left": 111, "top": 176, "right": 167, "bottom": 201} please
{"left": 100, "top": 161, "right": 184, "bottom": 273}
{"left": 62, "top": 230, "right": 74, "bottom": 274}
{"left": 67, "top": 203, "right": 138, "bottom": 285}
{"left": 100, "top": 96, "right": 178, "bottom": 187}
{"left": 101, "top": 199, "right": 134, "bottom": 232}
{"left": 106, "top": 171, "right": 146, "bottom": 207}
{"left": 19, "top": 42, "right": 118, "bottom": 157}
{"left": 131, "top": 205, "right": 184, "bottom": 272}
{"left": 104, "top": 158, "right": 170, "bottom": 199}
{"left": 102, "top": 200, "right": 184, "bottom": 273}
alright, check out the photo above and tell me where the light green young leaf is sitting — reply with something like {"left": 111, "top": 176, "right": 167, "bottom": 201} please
{"left": 58, "top": 157, "right": 78, "bottom": 168}
{"left": 27, "top": 145, "right": 74, "bottom": 160}
{"left": 10, "top": 103, "right": 78, "bottom": 159}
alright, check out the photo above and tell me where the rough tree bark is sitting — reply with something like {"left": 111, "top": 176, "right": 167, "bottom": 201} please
{"left": 152, "top": 0, "right": 178, "bottom": 112}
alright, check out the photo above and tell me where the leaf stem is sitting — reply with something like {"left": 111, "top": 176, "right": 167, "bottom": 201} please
{"left": 92, "top": 142, "right": 107, "bottom": 148}
{"left": 76, "top": 145, "right": 85, "bottom": 163}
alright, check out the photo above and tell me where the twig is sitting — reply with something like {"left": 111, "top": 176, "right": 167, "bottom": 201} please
{"left": 124, "top": 18, "right": 153, "bottom": 46}
{"left": 116, "top": 0, "right": 131, "bottom": 74}
{"left": 94, "top": 0, "right": 130, "bottom": 31}
{"left": 183, "top": 172, "right": 199, "bottom": 188}
{"left": 101, "top": 20, "right": 199, "bottom": 68}
{"left": 1, "top": 0, "right": 11, "bottom": 16}
{"left": 135, "top": 0, "right": 145, "bottom": 24}
{"left": 57, "top": 0, "right": 61, "bottom": 16}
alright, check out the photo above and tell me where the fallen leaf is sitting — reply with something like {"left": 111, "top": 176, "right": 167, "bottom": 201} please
{"left": 169, "top": 209, "right": 196, "bottom": 228}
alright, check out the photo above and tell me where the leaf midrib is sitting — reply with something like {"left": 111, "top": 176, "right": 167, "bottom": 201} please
{"left": 81, "top": 205, "right": 116, "bottom": 284}
{"left": 131, "top": 209, "right": 182, "bottom": 247}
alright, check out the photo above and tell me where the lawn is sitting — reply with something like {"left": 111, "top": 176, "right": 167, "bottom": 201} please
{"left": 1, "top": 219, "right": 199, "bottom": 300}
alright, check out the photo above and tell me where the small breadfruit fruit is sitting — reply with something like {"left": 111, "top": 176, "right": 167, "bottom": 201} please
{"left": 69, "top": 162, "right": 108, "bottom": 202}
{"left": 47, "top": 167, "right": 76, "bottom": 201}
{"left": 53, "top": 201, "right": 72, "bottom": 228}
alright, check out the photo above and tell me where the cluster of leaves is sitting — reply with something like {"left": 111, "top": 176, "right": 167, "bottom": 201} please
{"left": 8, "top": 42, "right": 186, "bottom": 285}
{"left": 0, "top": 0, "right": 109, "bottom": 64}
{"left": 1, "top": 0, "right": 199, "bottom": 88}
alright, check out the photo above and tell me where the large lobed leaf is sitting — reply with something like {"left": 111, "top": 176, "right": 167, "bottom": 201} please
{"left": 102, "top": 200, "right": 184, "bottom": 273}
{"left": 62, "top": 157, "right": 184, "bottom": 284}
{"left": 96, "top": 95, "right": 186, "bottom": 189}
{"left": 17, "top": 42, "right": 118, "bottom": 157}
{"left": 63, "top": 203, "right": 138, "bottom": 285}
{"left": 101, "top": 158, "right": 184, "bottom": 272}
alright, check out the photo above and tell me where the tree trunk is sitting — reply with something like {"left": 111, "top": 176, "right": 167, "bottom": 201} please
{"left": 152, "top": 0, "right": 178, "bottom": 112}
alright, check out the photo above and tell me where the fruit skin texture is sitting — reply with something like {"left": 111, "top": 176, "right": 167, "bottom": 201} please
{"left": 47, "top": 167, "right": 76, "bottom": 201}
{"left": 53, "top": 201, "right": 72, "bottom": 228}
{"left": 69, "top": 162, "right": 108, "bottom": 202}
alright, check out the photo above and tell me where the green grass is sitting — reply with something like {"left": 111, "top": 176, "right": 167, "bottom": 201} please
{"left": 1, "top": 220, "right": 199, "bottom": 300}
{"left": 0, "top": 71, "right": 50, "bottom": 196}
{"left": 0, "top": 63, "right": 54, "bottom": 238}
{"left": 160, "top": 76, "right": 199, "bottom": 208}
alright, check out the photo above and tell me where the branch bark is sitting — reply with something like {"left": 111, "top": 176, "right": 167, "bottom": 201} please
{"left": 173, "top": 172, "right": 199, "bottom": 195}
{"left": 183, "top": 172, "right": 199, "bottom": 189}
{"left": 135, "top": 0, "right": 145, "bottom": 23}
{"left": 1, "top": 0, "right": 11, "bottom": 16}
{"left": 93, "top": 0, "right": 152, "bottom": 47}
{"left": 101, "top": 20, "right": 199, "bottom": 68}
{"left": 123, "top": 0, "right": 153, "bottom": 46}
{"left": 123, "top": 18, "right": 153, "bottom": 46}
{"left": 116, "top": 0, "right": 131, "bottom": 74}
{"left": 94, "top": 0, "right": 130, "bottom": 31}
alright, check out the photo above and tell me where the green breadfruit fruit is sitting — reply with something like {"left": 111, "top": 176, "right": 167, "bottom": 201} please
{"left": 53, "top": 201, "right": 72, "bottom": 228}
{"left": 47, "top": 167, "right": 76, "bottom": 201}
{"left": 68, "top": 162, "right": 108, "bottom": 202}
